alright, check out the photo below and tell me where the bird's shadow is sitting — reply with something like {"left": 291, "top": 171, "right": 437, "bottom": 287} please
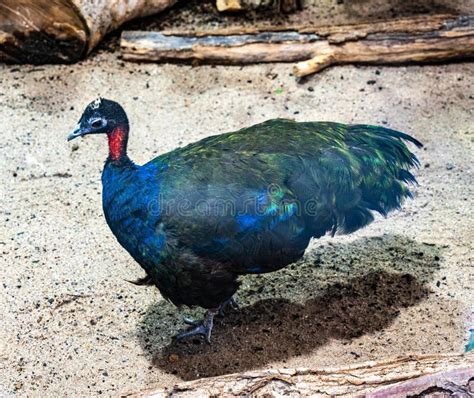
{"left": 136, "top": 234, "right": 444, "bottom": 380}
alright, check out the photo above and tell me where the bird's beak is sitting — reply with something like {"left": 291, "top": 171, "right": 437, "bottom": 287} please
{"left": 67, "top": 124, "right": 85, "bottom": 141}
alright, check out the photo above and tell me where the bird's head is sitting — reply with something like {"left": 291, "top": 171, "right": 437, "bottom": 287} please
{"left": 67, "top": 98, "right": 128, "bottom": 142}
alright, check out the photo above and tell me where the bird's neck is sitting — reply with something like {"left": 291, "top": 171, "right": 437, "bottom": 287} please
{"left": 107, "top": 125, "right": 130, "bottom": 164}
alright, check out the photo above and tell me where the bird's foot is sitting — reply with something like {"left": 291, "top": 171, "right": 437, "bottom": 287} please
{"left": 177, "top": 297, "right": 239, "bottom": 343}
{"left": 176, "top": 309, "right": 217, "bottom": 344}
{"left": 218, "top": 296, "right": 239, "bottom": 317}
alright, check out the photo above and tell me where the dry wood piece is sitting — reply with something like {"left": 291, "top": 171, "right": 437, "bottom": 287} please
{"left": 126, "top": 353, "right": 473, "bottom": 397}
{"left": 217, "top": 0, "right": 243, "bottom": 12}
{"left": 0, "top": 0, "right": 177, "bottom": 64}
{"left": 121, "top": 14, "right": 474, "bottom": 77}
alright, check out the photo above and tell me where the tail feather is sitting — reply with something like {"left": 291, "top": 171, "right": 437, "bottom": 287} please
{"left": 325, "top": 124, "right": 422, "bottom": 235}
{"left": 351, "top": 124, "right": 423, "bottom": 149}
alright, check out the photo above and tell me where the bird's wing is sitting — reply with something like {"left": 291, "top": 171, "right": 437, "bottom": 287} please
{"left": 143, "top": 119, "right": 421, "bottom": 272}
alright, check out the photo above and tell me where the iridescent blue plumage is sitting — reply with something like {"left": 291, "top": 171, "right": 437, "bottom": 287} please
{"left": 102, "top": 160, "right": 167, "bottom": 271}
{"left": 69, "top": 99, "right": 422, "bottom": 342}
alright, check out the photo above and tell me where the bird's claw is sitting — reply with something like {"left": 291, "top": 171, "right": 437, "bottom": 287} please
{"left": 182, "top": 316, "right": 201, "bottom": 326}
{"left": 176, "top": 298, "right": 238, "bottom": 343}
{"left": 176, "top": 323, "right": 213, "bottom": 344}
{"left": 176, "top": 309, "right": 216, "bottom": 344}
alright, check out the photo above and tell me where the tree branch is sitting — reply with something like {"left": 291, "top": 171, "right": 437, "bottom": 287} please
{"left": 120, "top": 14, "right": 474, "bottom": 77}
{"left": 125, "top": 353, "right": 474, "bottom": 397}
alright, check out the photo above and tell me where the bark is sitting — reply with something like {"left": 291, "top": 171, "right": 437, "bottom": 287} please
{"left": 120, "top": 14, "right": 474, "bottom": 77}
{"left": 126, "top": 353, "right": 474, "bottom": 397}
{"left": 0, "top": 0, "right": 177, "bottom": 64}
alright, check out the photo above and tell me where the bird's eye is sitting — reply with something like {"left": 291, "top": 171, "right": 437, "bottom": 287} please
{"left": 91, "top": 119, "right": 104, "bottom": 129}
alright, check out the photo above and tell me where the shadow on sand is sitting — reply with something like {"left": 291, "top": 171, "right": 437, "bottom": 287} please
{"left": 136, "top": 234, "right": 443, "bottom": 380}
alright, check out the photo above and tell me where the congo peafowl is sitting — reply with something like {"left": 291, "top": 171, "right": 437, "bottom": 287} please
{"left": 68, "top": 98, "right": 422, "bottom": 343}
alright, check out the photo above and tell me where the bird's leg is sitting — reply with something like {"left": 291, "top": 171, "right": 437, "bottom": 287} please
{"left": 176, "top": 309, "right": 218, "bottom": 344}
{"left": 182, "top": 296, "right": 238, "bottom": 324}
{"left": 218, "top": 296, "right": 239, "bottom": 316}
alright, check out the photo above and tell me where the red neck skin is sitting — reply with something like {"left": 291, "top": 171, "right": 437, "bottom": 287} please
{"left": 107, "top": 126, "right": 128, "bottom": 163}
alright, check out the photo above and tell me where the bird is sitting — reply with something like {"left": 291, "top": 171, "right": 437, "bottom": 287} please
{"left": 68, "top": 98, "right": 422, "bottom": 343}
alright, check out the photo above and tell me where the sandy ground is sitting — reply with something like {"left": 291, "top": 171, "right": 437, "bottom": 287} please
{"left": 1, "top": 1, "right": 474, "bottom": 396}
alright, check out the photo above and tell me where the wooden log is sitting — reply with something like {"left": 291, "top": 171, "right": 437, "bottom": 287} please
{"left": 0, "top": 0, "right": 87, "bottom": 63}
{"left": 0, "top": 0, "right": 177, "bottom": 64}
{"left": 126, "top": 353, "right": 473, "bottom": 397}
{"left": 160, "top": 14, "right": 452, "bottom": 37}
{"left": 120, "top": 14, "right": 474, "bottom": 77}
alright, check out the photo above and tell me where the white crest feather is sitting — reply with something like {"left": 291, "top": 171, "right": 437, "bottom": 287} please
{"left": 90, "top": 98, "right": 102, "bottom": 110}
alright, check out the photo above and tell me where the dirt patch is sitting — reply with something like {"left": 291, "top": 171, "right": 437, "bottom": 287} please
{"left": 142, "top": 235, "right": 443, "bottom": 380}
